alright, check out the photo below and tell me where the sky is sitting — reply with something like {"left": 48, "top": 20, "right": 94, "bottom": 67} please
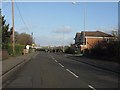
{"left": 2, "top": 1, "right": 118, "bottom": 46}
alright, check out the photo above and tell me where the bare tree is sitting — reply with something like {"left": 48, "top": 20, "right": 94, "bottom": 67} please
{"left": 16, "top": 33, "right": 33, "bottom": 45}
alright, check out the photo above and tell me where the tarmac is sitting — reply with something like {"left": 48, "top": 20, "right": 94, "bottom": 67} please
{"left": 67, "top": 55, "right": 120, "bottom": 74}
{"left": 0, "top": 52, "right": 39, "bottom": 88}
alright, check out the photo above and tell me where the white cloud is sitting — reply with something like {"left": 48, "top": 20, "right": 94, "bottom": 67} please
{"left": 35, "top": 26, "right": 74, "bottom": 46}
{"left": 53, "top": 26, "right": 73, "bottom": 34}
{"left": 35, "top": 35, "right": 74, "bottom": 46}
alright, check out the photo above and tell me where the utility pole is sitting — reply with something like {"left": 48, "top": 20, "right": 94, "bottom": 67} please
{"left": 31, "top": 32, "right": 33, "bottom": 43}
{"left": 12, "top": 0, "right": 15, "bottom": 55}
{"left": 31, "top": 32, "right": 34, "bottom": 49}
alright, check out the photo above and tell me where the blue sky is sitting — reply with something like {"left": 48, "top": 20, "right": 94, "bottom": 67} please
{"left": 2, "top": 2, "right": 118, "bottom": 46}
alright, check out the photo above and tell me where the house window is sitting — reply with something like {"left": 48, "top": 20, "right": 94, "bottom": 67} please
{"left": 104, "top": 38, "right": 110, "bottom": 43}
{"left": 106, "top": 38, "right": 109, "bottom": 42}
{"left": 84, "top": 38, "right": 86, "bottom": 45}
{"left": 82, "top": 38, "right": 86, "bottom": 45}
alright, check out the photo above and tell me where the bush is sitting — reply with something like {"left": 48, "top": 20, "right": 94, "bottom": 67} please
{"left": 87, "top": 40, "right": 120, "bottom": 62}
{"left": 65, "top": 47, "right": 75, "bottom": 54}
{"left": 7, "top": 44, "right": 25, "bottom": 56}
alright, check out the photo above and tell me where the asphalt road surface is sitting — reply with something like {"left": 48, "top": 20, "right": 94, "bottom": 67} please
{"left": 5, "top": 51, "right": 119, "bottom": 89}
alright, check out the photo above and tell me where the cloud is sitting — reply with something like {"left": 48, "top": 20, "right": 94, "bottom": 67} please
{"left": 35, "top": 35, "right": 74, "bottom": 46}
{"left": 35, "top": 26, "right": 74, "bottom": 46}
{"left": 53, "top": 26, "right": 73, "bottom": 34}
{"left": 35, "top": 35, "right": 61, "bottom": 46}
{"left": 15, "top": 22, "right": 39, "bottom": 33}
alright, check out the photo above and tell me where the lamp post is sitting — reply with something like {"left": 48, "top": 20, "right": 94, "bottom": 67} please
{"left": 72, "top": 2, "right": 87, "bottom": 54}
{"left": 83, "top": 3, "right": 86, "bottom": 54}
{"left": 62, "top": 31, "right": 64, "bottom": 52}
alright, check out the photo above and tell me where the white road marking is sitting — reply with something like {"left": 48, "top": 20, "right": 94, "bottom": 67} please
{"left": 88, "top": 85, "right": 96, "bottom": 90}
{"left": 66, "top": 69, "right": 79, "bottom": 78}
{"left": 52, "top": 57, "right": 55, "bottom": 60}
{"left": 50, "top": 55, "right": 55, "bottom": 60}
{"left": 55, "top": 60, "right": 58, "bottom": 62}
{"left": 50, "top": 55, "right": 52, "bottom": 58}
{"left": 58, "top": 63, "right": 64, "bottom": 68}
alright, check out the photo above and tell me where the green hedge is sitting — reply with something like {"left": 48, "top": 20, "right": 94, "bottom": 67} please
{"left": 7, "top": 44, "right": 25, "bottom": 56}
{"left": 65, "top": 46, "right": 76, "bottom": 54}
{"left": 85, "top": 41, "right": 120, "bottom": 62}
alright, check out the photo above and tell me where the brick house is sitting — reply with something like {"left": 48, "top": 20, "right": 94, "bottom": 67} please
{"left": 74, "top": 31, "right": 114, "bottom": 51}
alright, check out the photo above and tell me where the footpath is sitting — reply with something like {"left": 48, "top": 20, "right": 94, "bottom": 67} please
{"left": 0, "top": 51, "right": 39, "bottom": 88}
{"left": 65, "top": 54, "right": 120, "bottom": 74}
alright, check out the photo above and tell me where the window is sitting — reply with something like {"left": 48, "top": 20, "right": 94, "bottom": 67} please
{"left": 82, "top": 38, "right": 86, "bottom": 45}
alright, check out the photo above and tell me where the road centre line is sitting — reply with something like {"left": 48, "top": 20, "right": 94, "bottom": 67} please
{"left": 52, "top": 57, "right": 55, "bottom": 60}
{"left": 88, "top": 84, "right": 96, "bottom": 90}
{"left": 50, "top": 55, "right": 55, "bottom": 60}
{"left": 50, "top": 55, "right": 79, "bottom": 78}
{"left": 66, "top": 69, "right": 79, "bottom": 78}
{"left": 55, "top": 60, "right": 58, "bottom": 62}
{"left": 50, "top": 55, "right": 52, "bottom": 58}
{"left": 58, "top": 63, "right": 64, "bottom": 67}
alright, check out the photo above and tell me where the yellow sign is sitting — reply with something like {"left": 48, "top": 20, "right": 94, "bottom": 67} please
{"left": 32, "top": 44, "right": 35, "bottom": 46}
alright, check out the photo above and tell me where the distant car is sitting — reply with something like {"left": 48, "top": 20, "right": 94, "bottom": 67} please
{"left": 45, "top": 49, "right": 48, "bottom": 52}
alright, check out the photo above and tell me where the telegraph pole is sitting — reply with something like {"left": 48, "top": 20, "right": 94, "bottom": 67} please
{"left": 31, "top": 32, "right": 33, "bottom": 43}
{"left": 31, "top": 32, "right": 34, "bottom": 47}
{"left": 12, "top": 0, "right": 15, "bottom": 55}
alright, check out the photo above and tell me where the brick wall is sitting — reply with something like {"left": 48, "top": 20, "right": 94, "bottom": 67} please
{"left": 86, "top": 38, "right": 103, "bottom": 49}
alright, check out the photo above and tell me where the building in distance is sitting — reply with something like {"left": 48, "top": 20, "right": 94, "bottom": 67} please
{"left": 74, "top": 31, "right": 115, "bottom": 52}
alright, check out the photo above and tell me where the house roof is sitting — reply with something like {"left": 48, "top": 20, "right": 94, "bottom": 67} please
{"left": 75, "top": 33, "right": 81, "bottom": 38}
{"left": 82, "top": 31, "right": 113, "bottom": 37}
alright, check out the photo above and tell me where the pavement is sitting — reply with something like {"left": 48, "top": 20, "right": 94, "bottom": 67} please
{"left": 2, "top": 52, "right": 38, "bottom": 76}
{"left": 64, "top": 54, "right": 120, "bottom": 74}
{"left": 3, "top": 51, "right": 119, "bottom": 89}
{"left": 1, "top": 51, "right": 39, "bottom": 88}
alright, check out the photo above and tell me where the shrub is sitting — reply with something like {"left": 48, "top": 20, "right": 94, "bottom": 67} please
{"left": 87, "top": 40, "right": 120, "bottom": 62}
{"left": 7, "top": 44, "right": 25, "bottom": 56}
{"left": 65, "top": 46, "right": 75, "bottom": 54}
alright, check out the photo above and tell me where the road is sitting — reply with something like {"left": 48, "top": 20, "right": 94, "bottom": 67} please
{"left": 4, "top": 51, "right": 119, "bottom": 89}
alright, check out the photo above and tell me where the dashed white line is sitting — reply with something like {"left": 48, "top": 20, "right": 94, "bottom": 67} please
{"left": 55, "top": 60, "right": 58, "bottom": 62}
{"left": 58, "top": 63, "right": 64, "bottom": 68}
{"left": 50, "top": 55, "right": 55, "bottom": 60}
{"left": 52, "top": 57, "right": 55, "bottom": 60}
{"left": 50, "top": 55, "right": 79, "bottom": 79}
{"left": 66, "top": 69, "right": 79, "bottom": 78}
{"left": 88, "top": 85, "right": 96, "bottom": 90}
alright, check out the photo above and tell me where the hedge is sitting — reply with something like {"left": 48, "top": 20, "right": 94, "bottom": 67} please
{"left": 6, "top": 44, "right": 25, "bottom": 56}
{"left": 85, "top": 41, "right": 120, "bottom": 62}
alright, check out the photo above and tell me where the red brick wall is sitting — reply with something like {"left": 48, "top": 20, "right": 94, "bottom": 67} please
{"left": 86, "top": 38, "right": 103, "bottom": 49}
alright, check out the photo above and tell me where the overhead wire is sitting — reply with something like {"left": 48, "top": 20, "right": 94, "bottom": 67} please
{"left": 14, "top": 2, "right": 30, "bottom": 32}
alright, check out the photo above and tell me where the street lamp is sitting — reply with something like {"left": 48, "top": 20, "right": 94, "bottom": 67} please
{"left": 62, "top": 30, "right": 64, "bottom": 52}
{"left": 72, "top": 2, "right": 86, "bottom": 54}
{"left": 83, "top": 3, "right": 86, "bottom": 54}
